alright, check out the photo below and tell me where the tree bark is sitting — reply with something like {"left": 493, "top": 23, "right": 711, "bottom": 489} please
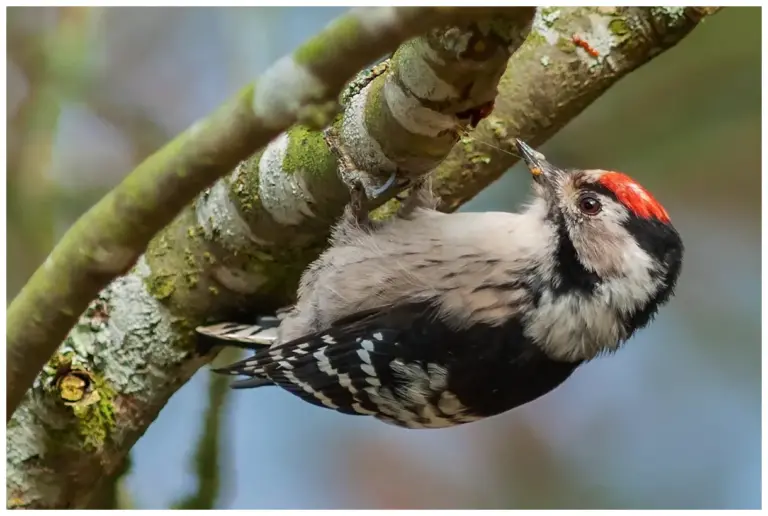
{"left": 432, "top": 6, "right": 722, "bottom": 211}
{"left": 6, "top": 5, "right": 514, "bottom": 423}
{"left": 5, "top": 6, "right": 720, "bottom": 509}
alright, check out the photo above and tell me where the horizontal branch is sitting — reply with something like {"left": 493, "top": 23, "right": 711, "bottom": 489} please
{"left": 6, "top": 6, "right": 512, "bottom": 422}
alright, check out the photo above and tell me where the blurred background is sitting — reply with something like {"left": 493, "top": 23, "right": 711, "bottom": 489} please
{"left": 6, "top": 6, "right": 761, "bottom": 510}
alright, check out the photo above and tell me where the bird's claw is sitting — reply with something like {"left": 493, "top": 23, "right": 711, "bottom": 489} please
{"left": 348, "top": 179, "right": 372, "bottom": 227}
{"left": 370, "top": 171, "right": 398, "bottom": 198}
{"left": 396, "top": 175, "right": 438, "bottom": 218}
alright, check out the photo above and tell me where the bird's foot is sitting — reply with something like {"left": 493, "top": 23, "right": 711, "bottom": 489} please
{"left": 396, "top": 174, "right": 439, "bottom": 219}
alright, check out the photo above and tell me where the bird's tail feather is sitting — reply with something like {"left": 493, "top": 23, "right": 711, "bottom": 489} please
{"left": 229, "top": 376, "right": 274, "bottom": 389}
{"left": 196, "top": 306, "right": 293, "bottom": 347}
{"left": 209, "top": 345, "right": 277, "bottom": 390}
{"left": 197, "top": 320, "right": 279, "bottom": 347}
{"left": 197, "top": 307, "right": 296, "bottom": 388}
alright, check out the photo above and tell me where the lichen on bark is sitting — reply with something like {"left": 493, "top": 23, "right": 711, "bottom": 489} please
{"left": 5, "top": 6, "right": 721, "bottom": 509}
{"left": 432, "top": 6, "right": 722, "bottom": 212}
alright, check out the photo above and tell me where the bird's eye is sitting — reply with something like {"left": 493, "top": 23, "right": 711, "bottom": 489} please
{"left": 578, "top": 194, "right": 602, "bottom": 215}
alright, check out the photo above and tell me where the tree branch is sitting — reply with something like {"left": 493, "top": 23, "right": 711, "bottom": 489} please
{"left": 5, "top": 6, "right": 720, "bottom": 510}
{"left": 6, "top": 7, "right": 534, "bottom": 509}
{"left": 6, "top": 7, "right": 93, "bottom": 295}
{"left": 6, "top": 6, "right": 512, "bottom": 423}
{"left": 432, "top": 6, "right": 723, "bottom": 211}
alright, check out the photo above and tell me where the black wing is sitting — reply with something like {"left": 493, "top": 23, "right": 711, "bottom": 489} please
{"left": 211, "top": 303, "right": 430, "bottom": 417}
{"left": 211, "top": 301, "right": 580, "bottom": 428}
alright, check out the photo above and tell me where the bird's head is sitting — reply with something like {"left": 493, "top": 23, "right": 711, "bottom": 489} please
{"left": 515, "top": 139, "right": 684, "bottom": 332}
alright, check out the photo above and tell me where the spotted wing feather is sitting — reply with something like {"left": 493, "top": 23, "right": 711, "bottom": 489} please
{"left": 211, "top": 301, "right": 580, "bottom": 428}
{"left": 212, "top": 306, "right": 419, "bottom": 417}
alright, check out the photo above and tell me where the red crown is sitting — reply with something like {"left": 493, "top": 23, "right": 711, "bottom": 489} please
{"left": 598, "top": 172, "right": 670, "bottom": 223}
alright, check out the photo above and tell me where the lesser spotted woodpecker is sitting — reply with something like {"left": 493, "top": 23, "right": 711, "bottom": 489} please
{"left": 197, "top": 139, "right": 684, "bottom": 429}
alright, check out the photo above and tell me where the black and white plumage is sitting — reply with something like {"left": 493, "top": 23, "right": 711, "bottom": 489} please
{"left": 198, "top": 139, "right": 684, "bottom": 429}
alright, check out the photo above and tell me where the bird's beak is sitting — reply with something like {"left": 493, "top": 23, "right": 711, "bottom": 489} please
{"left": 515, "top": 139, "right": 560, "bottom": 188}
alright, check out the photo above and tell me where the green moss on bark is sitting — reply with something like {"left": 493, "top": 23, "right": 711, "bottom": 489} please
{"left": 556, "top": 36, "right": 576, "bottom": 53}
{"left": 283, "top": 125, "right": 337, "bottom": 177}
{"left": 294, "top": 15, "right": 363, "bottom": 66}
{"left": 145, "top": 273, "right": 176, "bottom": 301}
{"left": 39, "top": 349, "right": 118, "bottom": 452}
{"left": 609, "top": 18, "right": 630, "bottom": 36}
{"left": 369, "top": 198, "right": 402, "bottom": 222}
{"left": 526, "top": 30, "right": 548, "bottom": 46}
{"left": 231, "top": 152, "right": 263, "bottom": 215}
{"left": 363, "top": 74, "right": 387, "bottom": 136}
{"left": 72, "top": 375, "right": 116, "bottom": 451}
{"left": 460, "top": 135, "right": 493, "bottom": 165}
{"left": 341, "top": 59, "right": 390, "bottom": 106}
{"left": 296, "top": 101, "right": 340, "bottom": 130}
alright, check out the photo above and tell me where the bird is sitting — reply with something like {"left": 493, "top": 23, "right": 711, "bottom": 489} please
{"left": 196, "top": 139, "right": 684, "bottom": 429}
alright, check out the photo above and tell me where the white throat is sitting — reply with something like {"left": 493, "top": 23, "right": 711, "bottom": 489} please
{"left": 524, "top": 231, "right": 662, "bottom": 362}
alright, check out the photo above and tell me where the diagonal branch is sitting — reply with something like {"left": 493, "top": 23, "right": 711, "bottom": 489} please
{"left": 433, "top": 6, "right": 723, "bottom": 211}
{"left": 5, "top": 6, "right": 515, "bottom": 422}
{"left": 6, "top": 6, "right": 720, "bottom": 510}
{"left": 6, "top": 7, "right": 535, "bottom": 509}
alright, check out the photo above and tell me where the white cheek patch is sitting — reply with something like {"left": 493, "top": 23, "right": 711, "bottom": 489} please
{"left": 527, "top": 217, "right": 663, "bottom": 361}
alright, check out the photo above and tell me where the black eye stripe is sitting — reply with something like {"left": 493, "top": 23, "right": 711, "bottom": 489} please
{"left": 580, "top": 183, "right": 619, "bottom": 203}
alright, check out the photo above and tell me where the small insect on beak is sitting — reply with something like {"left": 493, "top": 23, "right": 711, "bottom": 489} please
{"left": 515, "top": 139, "right": 560, "bottom": 189}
